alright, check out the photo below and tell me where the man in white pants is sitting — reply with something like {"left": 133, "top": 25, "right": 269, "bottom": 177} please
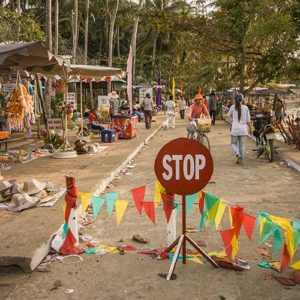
{"left": 165, "top": 95, "right": 176, "bottom": 129}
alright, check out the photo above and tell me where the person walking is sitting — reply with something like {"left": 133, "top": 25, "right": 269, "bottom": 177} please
{"left": 228, "top": 93, "right": 252, "bottom": 164}
{"left": 165, "top": 95, "right": 176, "bottom": 129}
{"left": 178, "top": 96, "right": 186, "bottom": 119}
{"left": 141, "top": 93, "right": 153, "bottom": 129}
{"left": 208, "top": 91, "right": 217, "bottom": 125}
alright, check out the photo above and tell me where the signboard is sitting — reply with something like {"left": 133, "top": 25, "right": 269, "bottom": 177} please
{"left": 154, "top": 138, "right": 213, "bottom": 195}
{"left": 98, "top": 95, "right": 110, "bottom": 108}
{"left": 3, "top": 83, "right": 15, "bottom": 93}
{"left": 47, "top": 118, "right": 63, "bottom": 131}
{"left": 65, "top": 92, "right": 77, "bottom": 109}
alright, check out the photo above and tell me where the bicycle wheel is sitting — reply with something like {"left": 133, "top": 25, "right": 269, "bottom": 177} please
{"left": 265, "top": 139, "right": 275, "bottom": 162}
{"left": 197, "top": 133, "right": 211, "bottom": 150}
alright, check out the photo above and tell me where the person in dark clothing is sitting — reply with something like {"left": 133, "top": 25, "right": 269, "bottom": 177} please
{"left": 208, "top": 91, "right": 217, "bottom": 125}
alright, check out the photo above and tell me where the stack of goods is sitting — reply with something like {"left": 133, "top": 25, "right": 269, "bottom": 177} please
{"left": 5, "top": 83, "right": 35, "bottom": 132}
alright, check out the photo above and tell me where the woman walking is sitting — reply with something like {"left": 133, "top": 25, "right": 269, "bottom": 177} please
{"left": 178, "top": 96, "right": 186, "bottom": 119}
{"left": 228, "top": 93, "right": 252, "bottom": 164}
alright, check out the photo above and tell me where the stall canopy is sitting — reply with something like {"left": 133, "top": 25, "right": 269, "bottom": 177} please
{"left": 0, "top": 41, "right": 64, "bottom": 69}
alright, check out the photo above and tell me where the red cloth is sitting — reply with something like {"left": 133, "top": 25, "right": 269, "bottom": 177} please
{"left": 89, "top": 112, "right": 97, "bottom": 123}
{"left": 188, "top": 103, "right": 209, "bottom": 119}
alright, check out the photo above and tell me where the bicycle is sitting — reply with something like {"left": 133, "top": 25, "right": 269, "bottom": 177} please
{"left": 251, "top": 111, "right": 276, "bottom": 162}
{"left": 187, "top": 119, "right": 211, "bottom": 150}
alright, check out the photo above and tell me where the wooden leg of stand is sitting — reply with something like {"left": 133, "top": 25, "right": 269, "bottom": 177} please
{"left": 165, "top": 235, "right": 180, "bottom": 253}
{"left": 185, "top": 235, "right": 219, "bottom": 268}
{"left": 182, "top": 195, "right": 186, "bottom": 264}
{"left": 166, "top": 234, "right": 184, "bottom": 281}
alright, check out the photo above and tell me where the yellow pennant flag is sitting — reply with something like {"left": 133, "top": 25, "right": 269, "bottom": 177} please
{"left": 188, "top": 257, "right": 204, "bottom": 264}
{"left": 231, "top": 234, "right": 239, "bottom": 258}
{"left": 214, "top": 201, "right": 226, "bottom": 229}
{"left": 80, "top": 192, "right": 92, "bottom": 214}
{"left": 207, "top": 200, "right": 220, "bottom": 224}
{"left": 154, "top": 180, "right": 165, "bottom": 207}
{"left": 259, "top": 216, "right": 267, "bottom": 235}
{"left": 172, "top": 77, "right": 175, "bottom": 101}
{"left": 115, "top": 200, "right": 129, "bottom": 225}
{"left": 290, "top": 260, "right": 300, "bottom": 270}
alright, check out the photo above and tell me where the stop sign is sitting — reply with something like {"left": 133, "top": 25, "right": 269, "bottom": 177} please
{"left": 154, "top": 138, "right": 213, "bottom": 195}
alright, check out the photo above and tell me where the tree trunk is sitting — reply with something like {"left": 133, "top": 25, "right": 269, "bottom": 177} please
{"left": 108, "top": 0, "right": 119, "bottom": 67}
{"left": 151, "top": 32, "right": 158, "bottom": 78}
{"left": 54, "top": 0, "right": 59, "bottom": 55}
{"left": 16, "top": 0, "right": 21, "bottom": 41}
{"left": 117, "top": 25, "right": 120, "bottom": 57}
{"left": 72, "top": 0, "right": 78, "bottom": 64}
{"left": 131, "top": 0, "right": 144, "bottom": 85}
{"left": 46, "top": 0, "right": 52, "bottom": 52}
{"left": 238, "top": 43, "right": 246, "bottom": 93}
{"left": 84, "top": 0, "right": 89, "bottom": 64}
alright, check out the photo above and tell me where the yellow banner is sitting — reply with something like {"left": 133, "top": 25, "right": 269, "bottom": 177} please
{"left": 115, "top": 200, "right": 129, "bottom": 225}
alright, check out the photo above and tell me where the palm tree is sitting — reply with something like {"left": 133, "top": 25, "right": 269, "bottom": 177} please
{"left": 108, "top": 0, "right": 119, "bottom": 67}
{"left": 54, "top": 0, "right": 59, "bottom": 55}
{"left": 84, "top": 0, "right": 89, "bottom": 64}
{"left": 46, "top": 0, "right": 52, "bottom": 51}
{"left": 72, "top": 0, "right": 78, "bottom": 63}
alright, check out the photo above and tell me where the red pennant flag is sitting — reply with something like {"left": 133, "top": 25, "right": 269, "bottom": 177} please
{"left": 59, "top": 230, "right": 81, "bottom": 255}
{"left": 143, "top": 201, "right": 155, "bottom": 224}
{"left": 161, "top": 194, "right": 174, "bottom": 223}
{"left": 220, "top": 229, "right": 235, "bottom": 258}
{"left": 242, "top": 213, "right": 256, "bottom": 240}
{"left": 131, "top": 186, "right": 145, "bottom": 215}
{"left": 198, "top": 191, "right": 205, "bottom": 214}
{"left": 281, "top": 243, "right": 291, "bottom": 271}
{"left": 231, "top": 205, "right": 244, "bottom": 237}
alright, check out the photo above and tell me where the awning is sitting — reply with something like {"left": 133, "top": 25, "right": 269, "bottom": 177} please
{"left": 0, "top": 41, "right": 64, "bottom": 69}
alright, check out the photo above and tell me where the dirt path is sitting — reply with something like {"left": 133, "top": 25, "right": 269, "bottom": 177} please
{"left": 1, "top": 118, "right": 300, "bottom": 300}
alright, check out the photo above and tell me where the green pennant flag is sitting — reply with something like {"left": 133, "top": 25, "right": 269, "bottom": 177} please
{"left": 106, "top": 191, "right": 119, "bottom": 215}
{"left": 186, "top": 193, "right": 198, "bottom": 215}
{"left": 198, "top": 192, "right": 219, "bottom": 232}
{"left": 259, "top": 218, "right": 276, "bottom": 244}
{"left": 92, "top": 196, "right": 106, "bottom": 219}
{"left": 293, "top": 221, "right": 300, "bottom": 250}
{"left": 174, "top": 199, "right": 179, "bottom": 215}
{"left": 62, "top": 223, "right": 68, "bottom": 239}
{"left": 273, "top": 227, "right": 283, "bottom": 254}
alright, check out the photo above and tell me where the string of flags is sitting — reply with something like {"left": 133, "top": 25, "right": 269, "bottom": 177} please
{"left": 75, "top": 180, "right": 300, "bottom": 271}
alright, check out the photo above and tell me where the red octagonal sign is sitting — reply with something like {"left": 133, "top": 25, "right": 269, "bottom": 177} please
{"left": 154, "top": 138, "right": 213, "bottom": 195}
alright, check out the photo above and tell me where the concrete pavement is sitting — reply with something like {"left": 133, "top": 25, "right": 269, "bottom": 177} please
{"left": 0, "top": 114, "right": 299, "bottom": 273}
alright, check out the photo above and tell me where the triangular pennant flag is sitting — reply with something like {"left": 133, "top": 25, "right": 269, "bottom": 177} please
{"left": 92, "top": 196, "right": 105, "bottom": 219}
{"left": 273, "top": 227, "right": 283, "bottom": 254}
{"left": 106, "top": 191, "right": 119, "bottom": 215}
{"left": 115, "top": 200, "right": 128, "bottom": 225}
{"left": 131, "top": 186, "right": 145, "bottom": 215}
{"left": 259, "top": 218, "right": 276, "bottom": 244}
{"left": 186, "top": 193, "right": 198, "bottom": 215}
{"left": 285, "top": 229, "right": 296, "bottom": 262}
{"left": 293, "top": 221, "right": 300, "bottom": 250}
{"left": 62, "top": 223, "right": 68, "bottom": 239}
{"left": 231, "top": 234, "right": 239, "bottom": 258}
{"left": 270, "top": 215, "right": 291, "bottom": 232}
{"left": 290, "top": 260, "right": 300, "bottom": 270}
{"left": 161, "top": 194, "right": 175, "bottom": 223}
{"left": 198, "top": 191, "right": 205, "bottom": 214}
{"left": 198, "top": 192, "right": 219, "bottom": 231}
{"left": 154, "top": 180, "right": 165, "bottom": 207}
{"left": 174, "top": 199, "right": 179, "bottom": 215}
{"left": 281, "top": 243, "right": 291, "bottom": 271}
{"left": 143, "top": 201, "right": 155, "bottom": 224}
{"left": 80, "top": 192, "right": 92, "bottom": 214}
{"left": 214, "top": 200, "right": 226, "bottom": 229}
{"left": 230, "top": 205, "right": 244, "bottom": 237}
{"left": 207, "top": 199, "right": 220, "bottom": 225}
{"left": 242, "top": 213, "right": 256, "bottom": 240}
{"left": 220, "top": 229, "right": 235, "bottom": 258}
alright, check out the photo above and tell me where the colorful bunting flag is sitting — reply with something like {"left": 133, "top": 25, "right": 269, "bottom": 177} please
{"left": 214, "top": 200, "right": 226, "bottom": 229}
{"left": 281, "top": 243, "right": 291, "bottom": 271}
{"left": 162, "top": 194, "right": 175, "bottom": 223}
{"left": 259, "top": 218, "right": 276, "bottom": 244}
{"left": 207, "top": 199, "right": 220, "bottom": 225}
{"left": 131, "top": 186, "right": 145, "bottom": 215}
{"left": 143, "top": 201, "right": 155, "bottom": 224}
{"left": 198, "top": 192, "right": 219, "bottom": 231}
{"left": 186, "top": 193, "right": 198, "bottom": 215}
{"left": 106, "top": 191, "right": 119, "bottom": 215}
{"left": 198, "top": 191, "right": 205, "bottom": 214}
{"left": 80, "top": 192, "right": 92, "bottom": 214}
{"left": 115, "top": 200, "right": 129, "bottom": 225}
{"left": 242, "top": 213, "right": 256, "bottom": 240}
{"left": 154, "top": 180, "right": 165, "bottom": 207}
{"left": 290, "top": 260, "right": 300, "bottom": 270}
{"left": 174, "top": 199, "right": 179, "bottom": 215}
{"left": 293, "top": 221, "right": 300, "bottom": 250}
{"left": 92, "top": 196, "right": 105, "bottom": 219}
{"left": 220, "top": 229, "right": 235, "bottom": 258}
{"left": 230, "top": 205, "right": 244, "bottom": 237}
{"left": 273, "top": 227, "right": 283, "bottom": 254}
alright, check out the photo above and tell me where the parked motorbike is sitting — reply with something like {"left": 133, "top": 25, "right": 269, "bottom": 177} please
{"left": 251, "top": 112, "right": 276, "bottom": 162}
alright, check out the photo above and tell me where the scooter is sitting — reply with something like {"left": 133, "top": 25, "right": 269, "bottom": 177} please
{"left": 252, "top": 112, "right": 276, "bottom": 162}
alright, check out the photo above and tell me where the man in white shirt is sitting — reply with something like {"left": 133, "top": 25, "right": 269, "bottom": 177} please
{"left": 165, "top": 95, "right": 176, "bottom": 129}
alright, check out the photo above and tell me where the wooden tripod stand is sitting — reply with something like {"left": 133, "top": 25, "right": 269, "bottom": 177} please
{"left": 164, "top": 195, "right": 219, "bottom": 280}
